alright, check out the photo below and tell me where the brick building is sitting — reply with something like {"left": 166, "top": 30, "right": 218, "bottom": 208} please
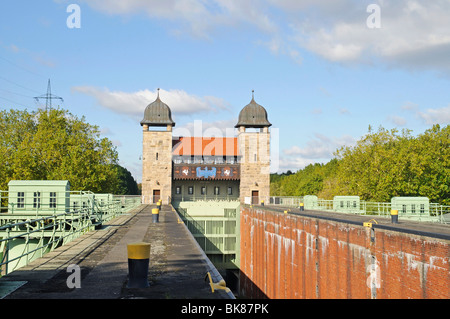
{"left": 140, "top": 90, "right": 271, "bottom": 205}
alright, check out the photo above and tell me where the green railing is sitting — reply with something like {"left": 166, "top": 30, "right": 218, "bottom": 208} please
{"left": 265, "top": 196, "right": 450, "bottom": 224}
{"left": 0, "top": 191, "right": 141, "bottom": 276}
{"left": 0, "top": 210, "right": 95, "bottom": 275}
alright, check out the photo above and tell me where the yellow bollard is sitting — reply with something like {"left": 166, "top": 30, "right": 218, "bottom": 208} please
{"left": 127, "top": 242, "right": 151, "bottom": 288}
{"left": 152, "top": 208, "right": 159, "bottom": 223}
{"left": 391, "top": 210, "right": 399, "bottom": 224}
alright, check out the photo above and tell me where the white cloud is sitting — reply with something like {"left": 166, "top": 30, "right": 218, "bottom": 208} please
{"left": 81, "top": 0, "right": 277, "bottom": 39}
{"left": 281, "top": 133, "right": 356, "bottom": 171}
{"left": 288, "top": 1, "right": 450, "bottom": 72}
{"left": 339, "top": 108, "right": 350, "bottom": 115}
{"left": 71, "top": 86, "right": 229, "bottom": 119}
{"left": 401, "top": 101, "right": 419, "bottom": 111}
{"left": 387, "top": 115, "right": 407, "bottom": 126}
{"left": 80, "top": 0, "right": 450, "bottom": 72}
{"left": 418, "top": 104, "right": 450, "bottom": 125}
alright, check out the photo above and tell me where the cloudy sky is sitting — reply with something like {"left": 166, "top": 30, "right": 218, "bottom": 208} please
{"left": 1, "top": 1, "right": 449, "bottom": 182}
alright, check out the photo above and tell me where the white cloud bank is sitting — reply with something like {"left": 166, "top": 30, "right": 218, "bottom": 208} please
{"left": 418, "top": 104, "right": 450, "bottom": 125}
{"left": 279, "top": 133, "right": 356, "bottom": 172}
{"left": 71, "top": 86, "right": 229, "bottom": 119}
{"left": 79, "top": 0, "right": 450, "bottom": 73}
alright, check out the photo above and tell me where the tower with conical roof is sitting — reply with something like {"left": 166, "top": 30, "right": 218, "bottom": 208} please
{"left": 236, "top": 91, "right": 271, "bottom": 204}
{"left": 141, "top": 89, "right": 175, "bottom": 205}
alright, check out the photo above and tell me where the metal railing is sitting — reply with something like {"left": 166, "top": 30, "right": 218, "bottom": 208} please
{"left": 0, "top": 210, "right": 94, "bottom": 275}
{"left": 0, "top": 191, "right": 141, "bottom": 276}
{"left": 261, "top": 196, "right": 450, "bottom": 224}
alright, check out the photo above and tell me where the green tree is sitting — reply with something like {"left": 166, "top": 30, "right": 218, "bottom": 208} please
{"left": 329, "top": 125, "right": 449, "bottom": 204}
{"left": 0, "top": 108, "right": 120, "bottom": 193}
{"left": 272, "top": 125, "right": 449, "bottom": 205}
{"left": 113, "top": 164, "right": 140, "bottom": 195}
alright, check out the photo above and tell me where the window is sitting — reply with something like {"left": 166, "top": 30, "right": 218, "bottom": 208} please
{"left": 156, "top": 152, "right": 159, "bottom": 161}
{"left": 33, "top": 192, "right": 41, "bottom": 209}
{"left": 50, "top": 192, "right": 57, "bottom": 208}
{"left": 188, "top": 186, "right": 194, "bottom": 195}
{"left": 175, "top": 186, "right": 181, "bottom": 195}
{"left": 402, "top": 204, "right": 407, "bottom": 214}
{"left": 420, "top": 204, "right": 425, "bottom": 214}
{"left": 227, "top": 187, "right": 233, "bottom": 196}
{"left": 17, "top": 192, "right": 24, "bottom": 208}
{"left": 214, "top": 187, "right": 220, "bottom": 195}
{"left": 411, "top": 204, "right": 416, "bottom": 214}
{"left": 201, "top": 186, "right": 206, "bottom": 195}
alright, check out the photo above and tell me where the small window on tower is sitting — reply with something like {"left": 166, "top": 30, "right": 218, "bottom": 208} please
{"left": 156, "top": 152, "right": 159, "bottom": 161}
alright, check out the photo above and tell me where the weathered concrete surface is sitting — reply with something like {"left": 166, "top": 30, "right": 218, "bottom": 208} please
{"left": 1, "top": 205, "right": 232, "bottom": 299}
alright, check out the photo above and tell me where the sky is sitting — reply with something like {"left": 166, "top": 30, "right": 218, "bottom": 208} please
{"left": 1, "top": 0, "right": 449, "bottom": 183}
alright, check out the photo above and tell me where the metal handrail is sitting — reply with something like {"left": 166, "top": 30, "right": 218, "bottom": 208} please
{"left": 263, "top": 196, "right": 450, "bottom": 224}
{"left": 0, "top": 192, "right": 142, "bottom": 276}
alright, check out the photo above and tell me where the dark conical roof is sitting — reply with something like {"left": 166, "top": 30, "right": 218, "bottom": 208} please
{"left": 235, "top": 91, "right": 271, "bottom": 128}
{"left": 140, "top": 89, "right": 175, "bottom": 127}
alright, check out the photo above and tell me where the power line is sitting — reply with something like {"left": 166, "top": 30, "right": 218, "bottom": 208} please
{"left": 0, "top": 55, "right": 45, "bottom": 78}
{"left": 0, "top": 75, "right": 41, "bottom": 94}
{"left": 0, "top": 95, "right": 31, "bottom": 108}
{"left": 0, "top": 88, "right": 34, "bottom": 99}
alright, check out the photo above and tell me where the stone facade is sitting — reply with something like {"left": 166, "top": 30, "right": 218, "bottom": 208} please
{"left": 141, "top": 92, "right": 271, "bottom": 205}
{"left": 238, "top": 128, "right": 271, "bottom": 204}
{"left": 142, "top": 126, "right": 172, "bottom": 205}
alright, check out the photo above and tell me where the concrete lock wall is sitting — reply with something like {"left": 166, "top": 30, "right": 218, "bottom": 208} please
{"left": 239, "top": 206, "right": 450, "bottom": 299}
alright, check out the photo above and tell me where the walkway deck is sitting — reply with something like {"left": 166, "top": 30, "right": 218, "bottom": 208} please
{"left": 0, "top": 204, "right": 233, "bottom": 299}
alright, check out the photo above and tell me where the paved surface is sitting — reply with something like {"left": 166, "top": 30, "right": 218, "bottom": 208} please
{"left": 1, "top": 205, "right": 232, "bottom": 299}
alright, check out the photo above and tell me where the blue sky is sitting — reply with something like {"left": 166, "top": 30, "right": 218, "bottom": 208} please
{"left": 1, "top": 1, "right": 449, "bottom": 182}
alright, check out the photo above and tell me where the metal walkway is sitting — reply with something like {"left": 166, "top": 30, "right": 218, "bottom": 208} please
{"left": 0, "top": 204, "right": 233, "bottom": 299}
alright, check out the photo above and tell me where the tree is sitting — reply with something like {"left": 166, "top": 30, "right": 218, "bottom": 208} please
{"left": 113, "top": 164, "right": 140, "bottom": 195}
{"left": 0, "top": 107, "right": 121, "bottom": 193}
{"left": 272, "top": 125, "right": 449, "bottom": 205}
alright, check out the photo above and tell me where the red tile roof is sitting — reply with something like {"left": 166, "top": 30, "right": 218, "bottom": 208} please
{"left": 172, "top": 137, "right": 239, "bottom": 156}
